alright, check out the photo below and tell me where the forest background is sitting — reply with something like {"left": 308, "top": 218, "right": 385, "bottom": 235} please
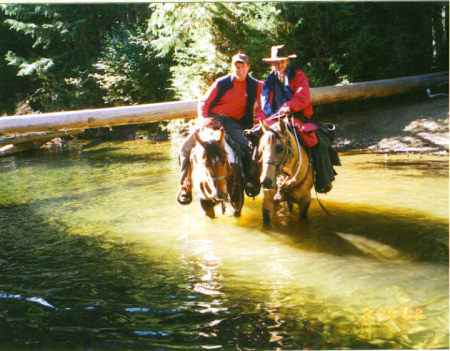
{"left": 0, "top": 2, "right": 448, "bottom": 118}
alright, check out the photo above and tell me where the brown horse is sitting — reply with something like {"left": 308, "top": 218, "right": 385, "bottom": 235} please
{"left": 190, "top": 118, "right": 244, "bottom": 218}
{"left": 258, "top": 118, "right": 313, "bottom": 225}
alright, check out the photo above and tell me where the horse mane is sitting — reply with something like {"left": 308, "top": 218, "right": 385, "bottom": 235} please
{"left": 259, "top": 122, "right": 294, "bottom": 154}
{"left": 203, "top": 140, "right": 227, "bottom": 163}
{"left": 202, "top": 118, "right": 223, "bottom": 130}
{"left": 284, "top": 125, "right": 300, "bottom": 159}
{"left": 196, "top": 120, "right": 228, "bottom": 163}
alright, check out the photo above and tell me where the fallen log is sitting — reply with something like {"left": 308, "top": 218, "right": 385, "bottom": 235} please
{"left": 0, "top": 100, "right": 198, "bottom": 136}
{"left": 311, "top": 71, "right": 448, "bottom": 105}
{"left": 0, "top": 130, "right": 83, "bottom": 147}
{"left": 0, "top": 72, "right": 447, "bottom": 135}
{"left": 0, "top": 141, "right": 48, "bottom": 156}
{"left": 0, "top": 130, "right": 84, "bottom": 156}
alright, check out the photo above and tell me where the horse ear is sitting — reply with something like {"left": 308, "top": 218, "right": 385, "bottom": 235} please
{"left": 279, "top": 118, "right": 287, "bottom": 133}
{"left": 194, "top": 131, "right": 205, "bottom": 148}
{"left": 260, "top": 120, "right": 270, "bottom": 132}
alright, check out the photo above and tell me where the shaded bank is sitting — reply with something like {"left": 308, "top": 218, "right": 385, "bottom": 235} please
{"left": 128, "top": 94, "right": 450, "bottom": 155}
{"left": 321, "top": 95, "right": 449, "bottom": 154}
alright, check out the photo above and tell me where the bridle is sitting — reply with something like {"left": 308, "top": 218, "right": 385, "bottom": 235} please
{"left": 192, "top": 131, "right": 230, "bottom": 201}
{"left": 261, "top": 128, "right": 292, "bottom": 177}
{"left": 211, "top": 173, "right": 227, "bottom": 181}
{"left": 206, "top": 154, "right": 228, "bottom": 182}
{"left": 260, "top": 115, "right": 312, "bottom": 189}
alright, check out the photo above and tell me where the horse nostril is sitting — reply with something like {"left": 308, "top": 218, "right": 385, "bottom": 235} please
{"left": 262, "top": 178, "right": 272, "bottom": 189}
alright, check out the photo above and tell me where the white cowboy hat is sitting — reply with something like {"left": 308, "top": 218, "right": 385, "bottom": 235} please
{"left": 262, "top": 45, "right": 297, "bottom": 63}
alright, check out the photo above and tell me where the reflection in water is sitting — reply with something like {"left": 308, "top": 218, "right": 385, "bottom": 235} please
{"left": 0, "top": 140, "right": 448, "bottom": 350}
{"left": 336, "top": 232, "right": 401, "bottom": 260}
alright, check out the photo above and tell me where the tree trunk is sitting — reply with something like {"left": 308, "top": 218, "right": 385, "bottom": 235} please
{"left": 0, "top": 100, "right": 198, "bottom": 135}
{"left": 310, "top": 71, "right": 448, "bottom": 105}
{"left": 0, "top": 142, "right": 47, "bottom": 156}
{"left": 0, "top": 130, "right": 83, "bottom": 156}
{"left": 0, "top": 130, "right": 83, "bottom": 146}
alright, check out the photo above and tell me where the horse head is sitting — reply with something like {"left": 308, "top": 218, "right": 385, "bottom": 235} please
{"left": 191, "top": 125, "right": 229, "bottom": 203}
{"left": 257, "top": 117, "right": 313, "bottom": 225}
{"left": 258, "top": 119, "right": 291, "bottom": 190}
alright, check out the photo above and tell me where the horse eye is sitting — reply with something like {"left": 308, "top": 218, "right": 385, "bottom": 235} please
{"left": 275, "top": 144, "right": 284, "bottom": 153}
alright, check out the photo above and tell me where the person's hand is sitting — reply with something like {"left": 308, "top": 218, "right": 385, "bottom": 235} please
{"left": 279, "top": 105, "right": 291, "bottom": 114}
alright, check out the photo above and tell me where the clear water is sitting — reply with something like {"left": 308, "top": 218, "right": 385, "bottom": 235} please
{"left": 0, "top": 140, "right": 448, "bottom": 350}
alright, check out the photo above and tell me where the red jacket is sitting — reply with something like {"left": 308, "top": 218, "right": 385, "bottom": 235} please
{"left": 198, "top": 75, "right": 263, "bottom": 122}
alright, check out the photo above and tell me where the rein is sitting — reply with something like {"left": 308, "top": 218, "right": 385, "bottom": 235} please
{"left": 282, "top": 114, "right": 310, "bottom": 189}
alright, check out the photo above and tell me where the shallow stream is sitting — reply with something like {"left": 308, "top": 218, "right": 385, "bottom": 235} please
{"left": 0, "top": 140, "right": 448, "bottom": 350}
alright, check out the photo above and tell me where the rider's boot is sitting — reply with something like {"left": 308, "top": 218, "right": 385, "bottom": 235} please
{"left": 315, "top": 182, "right": 332, "bottom": 194}
{"left": 177, "top": 181, "right": 192, "bottom": 205}
{"left": 243, "top": 158, "right": 261, "bottom": 197}
{"left": 177, "top": 155, "right": 192, "bottom": 205}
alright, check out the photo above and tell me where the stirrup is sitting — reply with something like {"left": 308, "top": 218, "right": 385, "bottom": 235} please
{"left": 177, "top": 187, "right": 192, "bottom": 205}
{"left": 244, "top": 181, "right": 260, "bottom": 197}
{"left": 315, "top": 182, "right": 332, "bottom": 194}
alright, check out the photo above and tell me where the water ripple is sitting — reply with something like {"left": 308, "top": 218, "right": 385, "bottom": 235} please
{"left": 0, "top": 292, "right": 55, "bottom": 309}
{"left": 134, "top": 330, "right": 170, "bottom": 337}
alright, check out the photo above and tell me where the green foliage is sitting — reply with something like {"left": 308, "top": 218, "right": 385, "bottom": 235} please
{"left": 276, "top": 2, "right": 448, "bottom": 86}
{"left": 90, "top": 24, "right": 174, "bottom": 106}
{"left": 147, "top": 3, "right": 282, "bottom": 99}
{"left": 147, "top": 2, "right": 448, "bottom": 96}
{"left": 6, "top": 51, "right": 54, "bottom": 76}
{"left": 0, "top": 2, "right": 448, "bottom": 115}
{"left": 0, "top": 9, "right": 38, "bottom": 114}
{"left": 148, "top": 3, "right": 227, "bottom": 100}
{"left": 1, "top": 4, "right": 153, "bottom": 112}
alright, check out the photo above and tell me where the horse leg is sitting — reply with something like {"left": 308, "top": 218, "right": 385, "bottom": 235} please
{"left": 234, "top": 173, "right": 245, "bottom": 217}
{"left": 288, "top": 202, "right": 293, "bottom": 213}
{"left": 200, "top": 199, "right": 215, "bottom": 218}
{"left": 298, "top": 191, "right": 312, "bottom": 220}
{"left": 232, "top": 186, "right": 244, "bottom": 217}
{"left": 230, "top": 180, "right": 244, "bottom": 217}
{"left": 263, "top": 208, "right": 271, "bottom": 226}
{"left": 300, "top": 201, "right": 311, "bottom": 220}
{"left": 262, "top": 191, "right": 276, "bottom": 226}
{"left": 229, "top": 164, "right": 244, "bottom": 217}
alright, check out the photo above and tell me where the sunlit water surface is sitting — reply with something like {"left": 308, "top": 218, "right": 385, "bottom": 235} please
{"left": 0, "top": 140, "right": 448, "bottom": 350}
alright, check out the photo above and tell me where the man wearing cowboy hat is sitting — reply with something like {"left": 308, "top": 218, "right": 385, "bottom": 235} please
{"left": 250, "top": 44, "right": 340, "bottom": 194}
{"left": 177, "top": 52, "right": 263, "bottom": 205}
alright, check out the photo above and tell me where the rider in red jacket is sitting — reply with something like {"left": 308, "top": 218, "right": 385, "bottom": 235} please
{"left": 246, "top": 45, "right": 317, "bottom": 147}
{"left": 256, "top": 44, "right": 313, "bottom": 127}
{"left": 248, "top": 45, "right": 339, "bottom": 193}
